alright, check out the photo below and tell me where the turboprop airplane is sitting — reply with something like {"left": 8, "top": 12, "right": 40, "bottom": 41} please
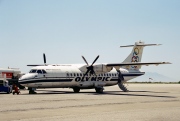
{"left": 19, "top": 41, "right": 171, "bottom": 94}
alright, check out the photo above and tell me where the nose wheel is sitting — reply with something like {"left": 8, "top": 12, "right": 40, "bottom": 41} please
{"left": 28, "top": 88, "right": 37, "bottom": 94}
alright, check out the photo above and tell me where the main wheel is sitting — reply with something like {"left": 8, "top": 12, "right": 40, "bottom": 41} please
{"left": 73, "top": 87, "right": 80, "bottom": 93}
{"left": 95, "top": 88, "right": 103, "bottom": 93}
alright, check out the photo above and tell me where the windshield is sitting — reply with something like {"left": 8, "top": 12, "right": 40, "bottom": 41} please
{"left": 37, "top": 70, "right": 42, "bottom": 74}
{"left": 42, "top": 70, "right": 47, "bottom": 74}
{"left": 29, "top": 69, "right": 37, "bottom": 73}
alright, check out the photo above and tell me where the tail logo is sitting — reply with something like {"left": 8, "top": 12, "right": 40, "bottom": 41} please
{"left": 131, "top": 48, "right": 139, "bottom": 68}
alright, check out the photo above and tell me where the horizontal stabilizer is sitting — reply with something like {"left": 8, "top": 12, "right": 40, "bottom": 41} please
{"left": 106, "top": 62, "right": 171, "bottom": 67}
{"left": 120, "top": 44, "right": 162, "bottom": 48}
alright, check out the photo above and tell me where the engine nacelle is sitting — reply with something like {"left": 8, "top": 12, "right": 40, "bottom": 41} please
{"left": 93, "top": 64, "right": 113, "bottom": 74}
{"left": 79, "top": 64, "right": 113, "bottom": 74}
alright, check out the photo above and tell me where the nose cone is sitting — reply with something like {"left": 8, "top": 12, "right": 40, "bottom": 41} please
{"left": 19, "top": 73, "right": 37, "bottom": 85}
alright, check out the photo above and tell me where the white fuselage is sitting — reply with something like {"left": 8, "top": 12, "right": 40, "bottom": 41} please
{"left": 19, "top": 64, "right": 144, "bottom": 89}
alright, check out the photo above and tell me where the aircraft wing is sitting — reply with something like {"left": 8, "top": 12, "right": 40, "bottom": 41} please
{"left": 106, "top": 62, "right": 171, "bottom": 67}
{"left": 27, "top": 64, "right": 48, "bottom": 66}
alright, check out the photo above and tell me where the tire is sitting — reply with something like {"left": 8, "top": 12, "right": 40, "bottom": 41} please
{"left": 73, "top": 87, "right": 80, "bottom": 93}
{"left": 95, "top": 88, "right": 103, "bottom": 93}
{"left": 29, "top": 90, "right": 37, "bottom": 94}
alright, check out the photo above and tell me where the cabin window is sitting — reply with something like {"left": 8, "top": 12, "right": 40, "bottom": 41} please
{"left": 112, "top": 74, "right": 114, "bottom": 76}
{"left": 67, "top": 73, "right": 69, "bottom": 76}
{"left": 77, "top": 73, "right": 79, "bottom": 76}
{"left": 80, "top": 73, "right": 82, "bottom": 76}
{"left": 42, "top": 70, "right": 47, "bottom": 74}
{"left": 114, "top": 74, "right": 116, "bottom": 77}
{"left": 29, "top": 69, "right": 37, "bottom": 73}
{"left": 37, "top": 70, "right": 42, "bottom": 74}
{"left": 74, "top": 73, "right": 76, "bottom": 76}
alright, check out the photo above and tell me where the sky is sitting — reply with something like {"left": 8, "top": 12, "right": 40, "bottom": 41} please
{"left": 0, "top": 0, "right": 180, "bottom": 81}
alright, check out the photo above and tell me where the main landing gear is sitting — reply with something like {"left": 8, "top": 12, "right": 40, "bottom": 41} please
{"left": 95, "top": 87, "right": 104, "bottom": 93}
{"left": 73, "top": 87, "right": 80, "bottom": 93}
{"left": 73, "top": 87, "right": 104, "bottom": 93}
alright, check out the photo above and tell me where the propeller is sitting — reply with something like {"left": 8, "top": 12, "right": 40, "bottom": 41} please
{"left": 81, "top": 55, "right": 99, "bottom": 80}
{"left": 27, "top": 53, "right": 48, "bottom": 66}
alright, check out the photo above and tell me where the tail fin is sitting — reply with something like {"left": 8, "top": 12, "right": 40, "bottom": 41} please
{"left": 121, "top": 41, "right": 161, "bottom": 70}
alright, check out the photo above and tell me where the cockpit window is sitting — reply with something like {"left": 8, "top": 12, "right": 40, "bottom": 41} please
{"left": 42, "top": 70, "right": 47, "bottom": 74}
{"left": 37, "top": 70, "right": 42, "bottom": 74}
{"left": 29, "top": 69, "right": 37, "bottom": 73}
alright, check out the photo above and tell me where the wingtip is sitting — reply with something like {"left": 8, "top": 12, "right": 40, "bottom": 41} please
{"left": 162, "top": 62, "right": 171, "bottom": 64}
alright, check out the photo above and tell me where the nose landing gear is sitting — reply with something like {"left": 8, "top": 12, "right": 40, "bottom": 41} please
{"left": 28, "top": 88, "right": 37, "bottom": 94}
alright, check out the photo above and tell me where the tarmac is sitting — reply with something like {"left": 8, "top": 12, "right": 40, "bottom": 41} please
{"left": 0, "top": 84, "right": 180, "bottom": 121}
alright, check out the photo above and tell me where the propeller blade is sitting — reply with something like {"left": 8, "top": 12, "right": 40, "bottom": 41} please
{"left": 27, "top": 53, "right": 48, "bottom": 67}
{"left": 90, "top": 70, "right": 96, "bottom": 76}
{"left": 81, "top": 69, "right": 90, "bottom": 81}
{"left": 82, "top": 56, "right": 89, "bottom": 66}
{"left": 84, "top": 69, "right": 90, "bottom": 76}
{"left": 43, "top": 53, "right": 46, "bottom": 64}
{"left": 91, "top": 55, "right": 99, "bottom": 66}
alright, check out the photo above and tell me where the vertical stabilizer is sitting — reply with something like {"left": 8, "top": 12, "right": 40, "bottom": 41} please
{"left": 121, "top": 41, "right": 161, "bottom": 70}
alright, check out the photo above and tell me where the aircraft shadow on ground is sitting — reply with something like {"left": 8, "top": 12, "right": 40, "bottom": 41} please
{"left": 92, "top": 92, "right": 176, "bottom": 98}
{"left": 21, "top": 89, "right": 176, "bottom": 98}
